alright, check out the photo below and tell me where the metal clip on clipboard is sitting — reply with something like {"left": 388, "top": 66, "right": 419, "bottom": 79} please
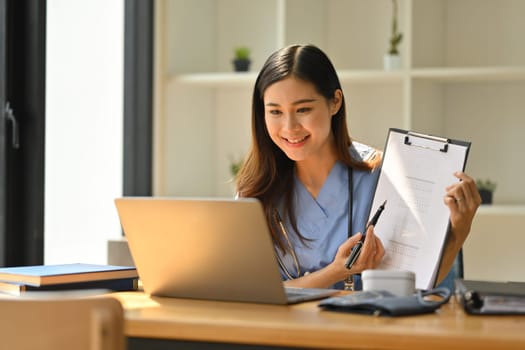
{"left": 403, "top": 131, "right": 450, "bottom": 153}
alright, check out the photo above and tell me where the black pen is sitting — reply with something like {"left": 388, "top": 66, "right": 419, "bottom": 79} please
{"left": 345, "top": 200, "right": 387, "bottom": 270}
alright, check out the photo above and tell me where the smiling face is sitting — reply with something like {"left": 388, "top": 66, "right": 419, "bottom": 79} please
{"left": 263, "top": 77, "right": 342, "bottom": 164}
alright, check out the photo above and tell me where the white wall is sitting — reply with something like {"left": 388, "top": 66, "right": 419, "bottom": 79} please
{"left": 45, "top": 0, "right": 124, "bottom": 264}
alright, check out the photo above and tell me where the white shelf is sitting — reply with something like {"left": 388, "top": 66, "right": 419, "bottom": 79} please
{"left": 173, "top": 67, "right": 525, "bottom": 88}
{"left": 411, "top": 67, "right": 525, "bottom": 82}
{"left": 477, "top": 205, "right": 525, "bottom": 216}
{"left": 173, "top": 72, "right": 258, "bottom": 88}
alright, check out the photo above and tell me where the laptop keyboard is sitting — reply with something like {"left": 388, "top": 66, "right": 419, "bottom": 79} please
{"left": 286, "top": 290, "right": 312, "bottom": 298}
{"left": 284, "top": 287, "right": 338, "bottom": 302}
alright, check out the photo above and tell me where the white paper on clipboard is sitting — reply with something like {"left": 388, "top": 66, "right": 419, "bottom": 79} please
{"left": 371, "top": 128, "right": 470, "bottom": 290}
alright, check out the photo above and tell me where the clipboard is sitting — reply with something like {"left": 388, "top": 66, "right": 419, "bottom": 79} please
{"left": 371, "top": 128, "right": 470, "bottom": 290}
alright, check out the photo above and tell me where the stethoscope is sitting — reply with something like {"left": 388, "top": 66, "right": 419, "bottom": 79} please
{"left": 274, "top": 167, "right": 354, "bottom": 287}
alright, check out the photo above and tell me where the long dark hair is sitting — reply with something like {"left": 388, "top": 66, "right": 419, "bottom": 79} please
{"left": 236, "top": 44, "right": 377, "bottom": 253}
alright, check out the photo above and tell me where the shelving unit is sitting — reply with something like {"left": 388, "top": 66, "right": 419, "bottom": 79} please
{"left": 154, "top": 0, "right": 525, "bottom": 207}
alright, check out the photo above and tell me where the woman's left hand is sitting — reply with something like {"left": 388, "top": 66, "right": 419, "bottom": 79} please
{"left": 444, "top": 172, "right": 482, "bottom": 246}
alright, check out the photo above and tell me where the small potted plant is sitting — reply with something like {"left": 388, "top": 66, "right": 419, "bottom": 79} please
{"left": 228, "top": 156, "right": 244, "bottom": 195}
{"left": 476, "top": 178, "right": 497, "bottom": 204}
{"left": 230, "top": 159, "right": 243, "bottom": 177}
{"left": 232, "top": 46, "right": 251, "bottom": 72}
{"left": 229, "top": 154, "right": 244, "bottom": 177}
{"left": 384, "top": 0, "right": 403, "bottom": 71}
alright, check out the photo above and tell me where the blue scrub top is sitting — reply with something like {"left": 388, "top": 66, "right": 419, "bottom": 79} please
{"left": 275, "top": 147, "right": 380, "bottom": 290}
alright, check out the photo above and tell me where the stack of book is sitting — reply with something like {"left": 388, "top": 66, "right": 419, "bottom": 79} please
{"left": 0, "top": 263, "right": 139, "bottom": 296}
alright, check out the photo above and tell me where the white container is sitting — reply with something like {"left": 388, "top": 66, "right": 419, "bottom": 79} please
{"left": 383, "top": 54, "right": 401, "bottom": 71}
{"left": 362, "top": 269, "right": 416, "bottom": 296}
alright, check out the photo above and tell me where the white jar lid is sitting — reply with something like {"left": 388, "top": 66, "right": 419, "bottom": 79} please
{"left": 362, "top": 269, "right": 415, "bottom": 281}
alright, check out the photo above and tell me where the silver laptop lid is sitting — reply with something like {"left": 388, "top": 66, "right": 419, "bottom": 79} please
{"left": 114, "top": 197, "right": 290, "bottom": 304}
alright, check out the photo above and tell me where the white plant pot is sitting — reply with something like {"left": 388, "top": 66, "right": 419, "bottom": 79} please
{"left": 384, "top": 54, "right": 401, "bottom": 71}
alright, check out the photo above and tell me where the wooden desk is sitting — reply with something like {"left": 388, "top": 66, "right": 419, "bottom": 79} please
{"left": 113, "top": 291, "right": 525, "bottom": 350}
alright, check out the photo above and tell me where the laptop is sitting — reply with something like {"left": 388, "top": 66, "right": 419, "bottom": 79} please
{"left": 114, "top": 197, "right": 338, "bottom": 305}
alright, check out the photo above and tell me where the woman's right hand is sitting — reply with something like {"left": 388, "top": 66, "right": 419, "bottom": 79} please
{"left": 284, "top": 227, "right": 385, "bottom": 289}
{"left": 334, "top": 226, "right": 385, "bottom": 282}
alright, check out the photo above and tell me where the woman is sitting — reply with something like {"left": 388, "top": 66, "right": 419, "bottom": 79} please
{"left": 236, "top": 44, "right": 480, "bottom": 290}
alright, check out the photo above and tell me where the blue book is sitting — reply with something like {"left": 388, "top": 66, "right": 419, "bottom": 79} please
{"left": 0, "top": 263, "right": 138, "bottom": 287}
{"left": 0, "top": 277, "right": 138, "bottom": 296}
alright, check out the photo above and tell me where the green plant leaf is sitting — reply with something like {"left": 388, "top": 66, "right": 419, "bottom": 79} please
{"left": 388, "top": 0, "right": 403, "bottom": 54}
{"left": 234, "top": 47, "right": 250, "bottom": 60}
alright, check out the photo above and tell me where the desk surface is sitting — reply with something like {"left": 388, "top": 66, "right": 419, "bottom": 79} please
{"left": 113, "top": 291, "right": 525, "bottom": 350}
